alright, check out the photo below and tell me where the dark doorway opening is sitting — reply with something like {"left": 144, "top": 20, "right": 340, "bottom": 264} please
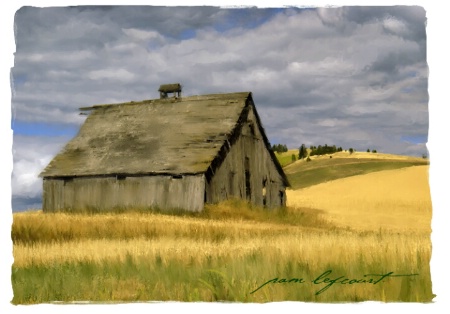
{"left": 245, "top": 157, "right": 251, "bottom": 200}
{"left": 279, "top": 190, "right": 284, "bottom": 206}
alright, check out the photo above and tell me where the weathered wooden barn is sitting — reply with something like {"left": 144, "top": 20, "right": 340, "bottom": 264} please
{"left": 40, "top": 90, "right": 289, "bottom": 212}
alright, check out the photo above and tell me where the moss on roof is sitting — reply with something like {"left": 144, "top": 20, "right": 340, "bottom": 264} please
{"left": 41, "top": 92, "right": 252, "bottom": 177}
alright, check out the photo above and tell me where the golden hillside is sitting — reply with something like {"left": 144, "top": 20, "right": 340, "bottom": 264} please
{"left": 287, "top": 165, "right": 431, "bottom": 233}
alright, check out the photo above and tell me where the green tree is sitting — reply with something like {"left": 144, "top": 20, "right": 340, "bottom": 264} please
{"left": 272, "top": 144, "right": 289, "bottom": 153}
{"left": 349, "top": 148, "right": 354, "bottom": 154}
{"left": 299, "top": 144, "right": 306, "bottom": 159}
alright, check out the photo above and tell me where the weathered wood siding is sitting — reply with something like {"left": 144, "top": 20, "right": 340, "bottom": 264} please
{"left": 43, "top": 174, "right": 205, "bottom": 212}
{"left": 205, "top": 104, "right": 286, "bottom": 208}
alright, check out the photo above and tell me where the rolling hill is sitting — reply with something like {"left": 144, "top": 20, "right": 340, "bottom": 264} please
{"left": 279, "top": 151, "right": 429, "bottom": 190}
{"left": 277, "top": 150, "right": 432, "bottom": 233}
{"left": 286, "top": 165, "right": 432, "bottom": 232}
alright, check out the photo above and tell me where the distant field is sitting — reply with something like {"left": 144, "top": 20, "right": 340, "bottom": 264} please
{"left": 283, "top": 151, "right": 428, "bottom": 190}
{"left": 287, "top": 165, "right": 432, "bottom": 233}
{"left": 273, "top": 149, "right": 299, "bottom": 167}
{"left": 11, "top": 151, "right": 433, "bottom": 304}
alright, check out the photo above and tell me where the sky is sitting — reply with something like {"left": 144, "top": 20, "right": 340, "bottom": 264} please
{"left": 2, "top": 1, "right": 450, "bottom": 313}
{"left": 9, "top": 4, "right": 431, "bottom": 212}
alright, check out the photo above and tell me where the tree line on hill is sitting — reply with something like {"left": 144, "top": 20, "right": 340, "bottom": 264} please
{"left": 301, "top": 144, "right": 380, "bottom": 158}
{"left": 271, "top": 144, "right": 288, "bottom": 153}
{"left": 305, "top": 144, "right": 343, "bottom": 157}
{"left": 270, "top": 143, "right": 379, "bottom": 160}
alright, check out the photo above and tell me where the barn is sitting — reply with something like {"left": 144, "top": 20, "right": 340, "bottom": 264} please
{"left": 39, "top": 87, "right": 289, "bottom": 212}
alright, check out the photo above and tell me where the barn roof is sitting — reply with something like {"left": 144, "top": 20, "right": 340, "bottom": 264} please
{"left": 38, "top": 93, "right": 233, "bottom": 175}
{"left": 40, "top": 92, "right": 289, "bottom": 186}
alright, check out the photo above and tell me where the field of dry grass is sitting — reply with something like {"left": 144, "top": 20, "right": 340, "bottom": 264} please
{"left": 12, "top": 197, "right": 433, "bottom": 303}
{"left": 13, "top": 214, "right": 428, "bottom": 270}
{"left": 287, "top": 165, "right": 432, "bottom": 233}
{"left": 12, "top": 201, "right": 331, "bottom": 268}
{"left": 11, "top": 154, "right": 434, "bottom": 303}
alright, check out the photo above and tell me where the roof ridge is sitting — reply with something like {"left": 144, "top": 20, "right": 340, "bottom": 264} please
{"left": 80, "top": 91, "right": 251, "bottom": 111}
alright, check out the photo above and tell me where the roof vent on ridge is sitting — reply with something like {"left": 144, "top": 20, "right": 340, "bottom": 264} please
{"left": 158, "top": 83, "right": 182, "bottom": 99}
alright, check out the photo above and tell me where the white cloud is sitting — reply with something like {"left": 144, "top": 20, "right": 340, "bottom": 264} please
{"left": 383, "top": 16, "right": 409, "bottom": 36}
{"left": 316, "top": 118, "right": 350, "bottom": 128}
{"left": 288, "top": 58, "right": 356, "bottom": 77}
{"left": 88, "top": 68, "right": 136, "bottom": 82}
{"left": 12, "top": 135, "right": 69, "bottom": 199}
{"left": 122, "top": 28, "right": 164, "bottom": 42}
{"left": 316, "top": 6, "right": 345, "bottom": 25}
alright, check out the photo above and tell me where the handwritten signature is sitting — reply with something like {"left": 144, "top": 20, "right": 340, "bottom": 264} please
{"left": 250, "top": 270, "right": 418, "bottom": 295}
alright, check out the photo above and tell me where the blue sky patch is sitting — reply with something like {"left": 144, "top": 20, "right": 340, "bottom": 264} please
{"left": 401, "top": 135, "right": 428, "bottom": 144}
{"left": 11, "top": 195, "right": 42, "bottom": 212}
{"left": 180, "top": 28, "right": 196, "bottom": 40}
{"left": 12, "top": 74, "right": 27, "bottom": 89}
{"left": 213, "top": 8, "right": 285, "bottom": 33}
{"left": 11, "top": 120, "right": 79, "bottom": 137}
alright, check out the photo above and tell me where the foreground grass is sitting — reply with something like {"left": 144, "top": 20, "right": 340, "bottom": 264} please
{"left": 11, "top": 199, "right": 433, "bottom": 304}
{"left": 12, "top": 238, "right": 432, "bottom": 303}
{"left": 12, "top": 200, "right": 331, "bottom": 245}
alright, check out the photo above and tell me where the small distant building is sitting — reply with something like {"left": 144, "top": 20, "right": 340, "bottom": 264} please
{"left": 158, "top": 83, "right": 182, "bottom": 99}
{"left": 40, "top": 87, "right": 289, "bottom": 212}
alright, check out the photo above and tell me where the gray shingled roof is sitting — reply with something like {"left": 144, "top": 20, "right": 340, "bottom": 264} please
{"left": 40, "top": 92, "right": 252, "bottom": 177}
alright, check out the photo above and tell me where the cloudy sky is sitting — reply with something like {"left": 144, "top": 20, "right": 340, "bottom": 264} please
{"left": 8, "top": 4, "right": 430, "bottom": 211}
{"left": 2, "top": 2, "right": 450, "bottom": 311}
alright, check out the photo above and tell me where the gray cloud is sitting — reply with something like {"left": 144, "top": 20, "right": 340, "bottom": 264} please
{"left": 12, "top": 135, "right": 70, "bottom": 199}
{"left": 339, "top": 6, "right": 426, "bottom": 42}
{"left": 10, "top": 6, "right": 429, "bottom": 210}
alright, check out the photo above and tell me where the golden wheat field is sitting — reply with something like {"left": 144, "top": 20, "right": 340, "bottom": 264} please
{"left": 13, "top": 224, "right": 429, "bottom": 270}
{"left": 11, "top": 164, "right": 434, "bottom": 303}
{"left": 286, "top": 165, "right": 432, "bottom": 233}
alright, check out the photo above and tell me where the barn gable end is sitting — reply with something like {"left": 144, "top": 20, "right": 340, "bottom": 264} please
{"left": 40, "top": 91, "right": 289, "bottom": 212}
{"left": 205, "top": 96, "right": 288, "bottom": 207}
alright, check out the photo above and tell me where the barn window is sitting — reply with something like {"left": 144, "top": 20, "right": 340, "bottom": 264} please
{"left": 63, "top": 177, "right": 73, "bottom": 186}
{"left": 172, "top": 174, "right": 183, "bottom": 179}
{"left": 116, "top": 175, "right": 126, "bottom": 181}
